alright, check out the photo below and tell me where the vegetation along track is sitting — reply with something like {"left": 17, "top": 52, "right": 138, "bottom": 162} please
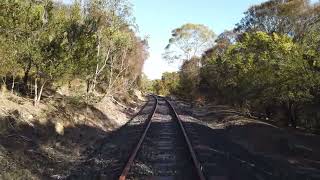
{"left": 119, "top": 96, "right": 205, "bottom": 180}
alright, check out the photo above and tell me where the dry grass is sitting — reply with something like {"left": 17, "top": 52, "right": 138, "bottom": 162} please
{"left": 0, "top": 91, "right": 141, "bottom": 179}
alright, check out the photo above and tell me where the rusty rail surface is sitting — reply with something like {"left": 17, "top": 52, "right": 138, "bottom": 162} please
{"left": 165, "top": 98, "right": 206, "bottom": 180}
{"left": 119, "top": 95, "right": 158, "bottom": 180}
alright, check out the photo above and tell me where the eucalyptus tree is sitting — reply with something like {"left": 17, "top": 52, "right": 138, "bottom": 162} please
{"left": 0, "top": 0, "right": 148, "bottom": 105}
{"left": 163, "top": 23, "right": 215, "bottom": 63}
{"left": 71, "top": 0, "right": 140, "bottom": 96}
{"left": 163, "top": 23, "right": 215, "bottom": 99}
{"left": 235, "top": 0, "right": 318, "bottom": 40}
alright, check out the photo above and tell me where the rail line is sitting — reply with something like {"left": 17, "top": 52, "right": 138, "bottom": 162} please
{"left": 119, "top": 95, "right": 158, "bottom": 180}
{"left": 119, "top": 96, "right": 205, "bottom": 180}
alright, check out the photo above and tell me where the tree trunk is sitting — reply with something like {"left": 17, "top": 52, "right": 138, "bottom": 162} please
{"left": 33, "top": 78, "right": 47, "bottom": 106}
{"left": 11, "top": 76, "right": 15, "bottom": 94}
{"left": 87, "top": 79, "right": 95, "bottom": 94}
{"left": 1, "top": 77, "right": 7, "bottom": 94}
{"left": 90, "top": 75, "right": 97, "bottom": 93}
{"left": 23, "top": 60, "right": 32, "bottom": 94}
{"left": 290, "top": 103, "right": 297, "bottom": 128}
{"left": 37, "top": 81, "right": 46, "bottom": 103}
{"left": 30, "top": 82, "right": 33, "bottom": 96}
{"left": 287, "top": 101, "right": 297, "bottom": 128}
{"left": 34, "top": 78, "right": 38, "bottom": 106}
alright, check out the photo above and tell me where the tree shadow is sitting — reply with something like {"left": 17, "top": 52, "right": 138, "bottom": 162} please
{"left": 0, "top": 116, "right": 110, "bottom": 179}
{"left": 0, "top": 98, "right": 319, "bottom": 180}
{"left": 183, "top": 121, "right": 320, "bottom": 180}
{"left": 0, "top": 94, "right": 143, "bottom": 179}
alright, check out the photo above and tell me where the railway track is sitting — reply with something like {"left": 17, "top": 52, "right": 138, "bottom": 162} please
{"left": 119, "top": 96, "right": 205, "bottom": 180}
{"left": 67, "top": 96, "right": 158, "bottom": 179}
{"left": 67, "top": 96, "right": 320, "bottom": 180}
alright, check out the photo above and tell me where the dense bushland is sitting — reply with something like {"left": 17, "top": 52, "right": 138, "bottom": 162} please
{"left": 159, "top": 0, "right": 320, "bottom": 129}
{"left": 0, "top": 0, "right": 148, "bottom": 105}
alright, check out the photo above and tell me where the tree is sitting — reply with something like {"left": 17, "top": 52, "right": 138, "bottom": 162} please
{"left": 150, "top": 72, "right": 180, "bottom": 96}
{"left": 0, "top": 0, "right": 37, "bottom": 93}
{"left": 32, "top": 1, "right": 73, "bottom": 105}
{"left": 161, "top": 72, "right": 180, "bottom": 95}
{"left": 179, "top": 58, "right": 201, "bottom": 100}
{"left": 163, "top": 23, "right": 215, "bottom": 63}
{"left": 69, "top": 0, "right": 146, "bottom": 97}
{"left": 235, "top": 0, "right": 317, "bottom": 40}
{"left": 203, "top": 31, "right": 316, "bottom": 127}
{"left": 202, "top": 30, "right": 237, "bottom": 65}
{"left": 0, "top": 0, "right": 148, "bottom": 105}
{"left": 136, "top": 73, "right": 153, "bottom": 93}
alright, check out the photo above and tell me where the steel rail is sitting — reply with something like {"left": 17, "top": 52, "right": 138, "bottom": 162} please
{"left": 88, "top": 98, "right": 152, "bottom": 159}
{"left": 119, "top": 95, "right": 158, "bottom": 180}
{"left": 165, "top": 98, "right": 206, "bottom": 180}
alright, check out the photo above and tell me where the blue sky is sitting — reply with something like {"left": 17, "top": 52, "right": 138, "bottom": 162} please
{"left": 62, "top": 0, "right": 318, "bottom": 79}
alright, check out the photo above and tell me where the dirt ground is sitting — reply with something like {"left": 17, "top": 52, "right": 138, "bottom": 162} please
{"left": 0, "top": 92, "right": 144, "bottom": 180}
{"left": 1, "top": 93, "right": 319, "bottom": 179}
{"left": 172, "top": 100, "right": 320, "bottom": 179}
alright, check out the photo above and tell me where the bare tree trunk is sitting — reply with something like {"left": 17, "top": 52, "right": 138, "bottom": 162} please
{"left": 88, "top": 66, "right": 99, "bottom": 94}
{"left": 88, "top": 44, "right": 110, "bottom": 94}
{"left": 87, "top": 78, "right": 96, "bottom": 94}
{"left": 34, "top": 78, "right": 38, "bottom": 106}
{"left": 33, "top": 77, "right": 47, "bottom": 106}
{"left": 108, "top": 57, "right": 114, "bottom": 92}
{"left": 89, "top": 31, "right": 101, "bottom": 94}
{"left": 30, "top": 80, "right": 33, "bottom": 96}
{"left": 91, "top": 66, "right": 99, "bottom": 93}
{"left": 11, "top": 76, "right": 15, "bottom": 94}
{"left": 106, "top": 50, "right": 128, "bottom": 96}
{"left": 37, "top": 80, "right": 46, "bottom": 103}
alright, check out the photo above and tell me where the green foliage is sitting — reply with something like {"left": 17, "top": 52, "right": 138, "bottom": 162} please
{"left": 167, "top": 0, "right": 320, "bottom": 128}
{"left": 151, "top": 72, "right": 180, "bottom": 96}
{"left": 136, "top": 73, "right": 153, "bottom": 93}
{"left": 0, "top": 0, "right": 148, "bottom": 105}
{"left": 179, "top": 58, "right": 201, "bottom": 99}
{"left": 199, "top": 31, "right": 320, "bottom": 127}
{"left": 163, "top": 23, "right": 215, "bottom": 63}
{"left": 218, "top": 32, "right": 312, "bottom": 104}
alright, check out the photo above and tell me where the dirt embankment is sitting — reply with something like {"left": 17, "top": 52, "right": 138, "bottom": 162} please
{"left": 0, "top": 92, "right": 143, "bottom": 179}
{"left": 173, "top": 100, "right": 320, "bottom": 179}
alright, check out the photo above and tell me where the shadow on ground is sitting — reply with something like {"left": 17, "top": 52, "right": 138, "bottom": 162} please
{"left": 183, "top": 121, "right": 320, "bottom": 180}
{"left": 173, "top": 101, "right": 320, "bottom": 180}
{"left": 0, "top": 100, "right": 319, "bottom": 180}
